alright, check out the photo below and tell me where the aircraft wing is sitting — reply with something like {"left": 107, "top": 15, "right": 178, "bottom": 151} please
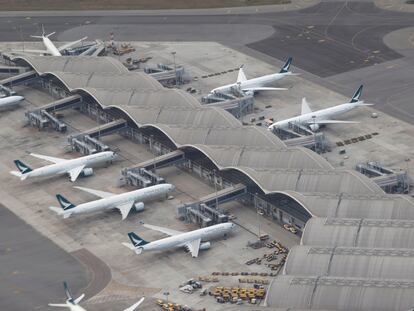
{"left": 58, "top": 37, "right": 88, "bottom": 52}
{"left": 74, "top": 293, "right": 85, "bottom": 304}
{"left": 184, "top": 238, "right": 201, "bottom": 258}
{"left": 124, "top": 297, "right": 145, "bottom": 311}
{"left": 307, "top": 120, "right": 360, "bottom": 125}
{"left": 143, "top": 224, "right": 184, "bottom": 236}
{"left": 74, "top": 186, "right": 115, "bottom": 198}
{"left": 48, "top": 303, "right": 70, "bottom": 308}
{"left": 242, "top": 87, "right": 288, "bottom": 92}
{"left": 67, "top": 165, "right": 86, "bottom": 182}
{"left": 30, "top": 153, "right": 67, "bottom": 163}
{"left": 116, "top": 201, "right": 134, "bottom": 220}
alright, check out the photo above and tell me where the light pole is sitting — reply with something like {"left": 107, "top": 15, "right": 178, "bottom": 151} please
{"left": 312, "top": 115, "right": 316, "bottom": 152}
{"left": 255, "top": 193, "right": 261, "bottom": 239}
{"left": 171, "top": 51, "right": 177, "bottom": 87}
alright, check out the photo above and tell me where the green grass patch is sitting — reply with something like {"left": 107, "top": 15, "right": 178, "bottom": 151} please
{"left": 1, "top": 0, "right": 292, "bottom": 11}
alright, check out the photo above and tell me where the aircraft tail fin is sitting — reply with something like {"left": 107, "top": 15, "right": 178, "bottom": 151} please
{"left": 237, "top": 65, "right": 247, "bottom": 83}
{"left": 56, "top": 194, "right": 76, "bottom": 210}
{"left": 127, "top": 232, "right": 149, "bottom": 247}
{"left": 279, "top": 57, "right": 293, "bottom": 73}
{"left": 301, "top": 97, "right": 312, "bottom": 115}
{"left": 63, "top": 281, "right": 73, "bottom": 302}
{"left": 350, "top": 85, "right": 363, "bottom": 103}
{"left": 13, "top": 160, "right": 32, "bottom": 174}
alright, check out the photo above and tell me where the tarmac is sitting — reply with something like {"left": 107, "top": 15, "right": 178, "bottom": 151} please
{"left": 0, "top": 206, "right": 88, "bottom": 311}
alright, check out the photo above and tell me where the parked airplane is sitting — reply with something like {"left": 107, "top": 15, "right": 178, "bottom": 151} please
{"left": 0, "top": 95, "right": 24, "bottom": 110}
{"left": 19, "top": 25, "right": 87, "bottom": 56}
{"left": 49, "top": 183, "right": 174, "bottom": 220}
{"left": 10, "top": 151, "right": 116, "bottom": 182}
{"left": 49, "top": 281, "right": 144, "bottom": 311}
{"left": 49, "top": 281, "right": 86, "bottom": 311}
{"left": 268, "top": 85, "right": 372, "bottom": 132}
{"left": 210, "top": 57, "right": 297, "bottom": 96}
{"left": 123, "top": 222, "right": 235, "bottom": 258}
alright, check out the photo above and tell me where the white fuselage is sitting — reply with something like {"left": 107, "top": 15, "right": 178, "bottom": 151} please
{"left": 43, "top": 36, "right": 62, "bottom": 56}
{"left": 0, "top": 95, "right": 24, "bottom": 109}
{"left": 211, "top": 72, "right": 289, "bottom": 94}
{"left": 64, "top": 184, "right": 173, "bottom": 216}
{"left": 139, "top": 223, "right": 235, "bottom": 252}
{"left": 270, "top": 101, "right": 360, "bottom": 130}
{"left": 25, "top": 151, "right": 115, "bottom": 179}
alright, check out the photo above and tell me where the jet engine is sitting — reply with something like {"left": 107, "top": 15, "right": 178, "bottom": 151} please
{"left": 200, "top": 242, "right": 211, "bottom": 250}
{"left": 309, "top": 123, "right": 320, "bottom": 132}
{"left": 81, "top": 168, "right": 94, "bottom": 177}
{"left": 134, "top": 202, "right": 145, "bottom": 212}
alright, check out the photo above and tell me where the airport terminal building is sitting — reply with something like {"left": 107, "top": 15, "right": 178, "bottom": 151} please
{"left": 6, "top": 55, "right": 414, "bottom": 310}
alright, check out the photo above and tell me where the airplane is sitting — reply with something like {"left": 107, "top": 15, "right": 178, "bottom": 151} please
{"left": 0, "top": 95, "right": 24, "bottom": 110}
{"left": 10, "top": 151, "right": 116, "bottom": 182}
{"left": 49, "top": 281, "right": 144, "bottom": 311}
{"left": 18, "top": 25, "right": 87, "bottom": 56}
{"left": 49, "top": 183, "right": 174, "bottom": 220}
{"left": 268, "top": 85, "right": 373, "bottom": 132}
{"left": 123, "top": 222, "right": 236, "bottom": 258}
{"left": 209, "top": 57, "right": 297, "bottom": 96}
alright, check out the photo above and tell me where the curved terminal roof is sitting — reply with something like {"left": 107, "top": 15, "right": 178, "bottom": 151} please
{"left": 14, "top": 55, "right": 414, "bottom": 310}
{"left": 285, "top": 245, "right": 414, "bottom": 280}
{"left": 302, "top": 217, "right": 414, "bottom": 249}
{"left": 13, "top": 55, "right": 382, "bottom": 200}
{"left": 286, "top": 192, "right": 414, "bottom": 219}
{"left": 267, "top": 275, "right": 414, "bottom": 311}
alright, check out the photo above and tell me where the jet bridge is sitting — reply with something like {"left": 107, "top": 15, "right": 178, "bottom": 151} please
{"left": 177, "top": 183, "right": 247, "bottom": 227}
{"left": 68, "top": 119, "right": 127, "bottom": 154}
{"left": 122, "top": 150, "right": 185, "bottom": 187}
{"left": 0, "top": 70, "right": 38, "bottom": 87}
{"left": 144, "top": 63, "right": 185, "bottom": 86}
{"left": 0, "top": 65, "right": 26, "bottom": 74}
{"left": 202, "top": 95, "right": 254, "bottom": 119}
{"left": 356, "top": 162, "right": 410, "bottom": 193}
{"left": 271, "top": 123, "right": 328, "bottom": 153}
{"left": 26, "top": 95, "right": 83, "bottom": 132}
